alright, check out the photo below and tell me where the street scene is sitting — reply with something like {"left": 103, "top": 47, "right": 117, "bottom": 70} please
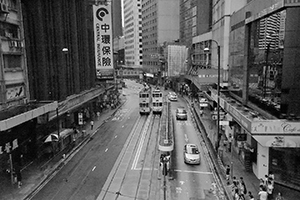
{"left": 2, "top": 0, "right": 300, "bottom": 200}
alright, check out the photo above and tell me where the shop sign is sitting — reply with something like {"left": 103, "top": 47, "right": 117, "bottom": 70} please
{"left": 226, "top": 104, "right": 251, "bottom": 132}
{"left": 93, "top": 3, "right": 114, "bottom": 80}
{"left": 199, "top": 103, "right": 208, "bottom": 107}
{"left": 253, "top": 135, "right": 300, "bottom": 147}
{"left": 252, "top": 121, "right": 300, "bottom": 134}
{"left": 220, "top": 121, "right": 229, "bottom": 126}
{"left": 0, "top": 139, "right": 18, "bottom": 154}
{"left": 78, "top": 113, "right": 83, "bottom": 125}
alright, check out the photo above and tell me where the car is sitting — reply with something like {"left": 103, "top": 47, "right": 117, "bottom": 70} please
{"left": 183, "top": 144, "right": 201, "bottom": 165}
{"left": 176, "top": 107, "right": 187, "bottom": 120}
{"left": 168, "top": 92, "right": 178, "bottom": 101}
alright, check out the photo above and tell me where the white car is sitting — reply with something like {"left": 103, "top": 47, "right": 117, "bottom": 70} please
{"left": 176, "top": 107, "right": 187, "bottom": 120}
{"left": 168, "top": 92, "right": 178, "bottom": 101}
{"left": 183, "top": 144, "right": 201, "bottom": 165}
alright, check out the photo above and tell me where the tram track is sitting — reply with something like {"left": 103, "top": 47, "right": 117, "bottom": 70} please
{"left": 134, "top": 114, "right": 161, "bottom": 199}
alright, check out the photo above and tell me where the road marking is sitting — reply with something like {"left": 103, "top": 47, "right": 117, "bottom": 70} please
{"left": 184, "top": 134, "right": 189, "bottom": 143}
{"left": 132, "top": 167, "right": 158, "bottom": 171}
{"left": 174, "top": 169, "right": 213, "bottom": 175}
{"left": 105, "top": 148, "right": 108, "bottom": 152}
{"left": 92, "top": 166, "right": 96, "bottom": 171}
{"left": 131, "top": 115, "right": 152, "bottom": 170}
{"left": 176, "top": 187, "right": 182, "bottom": 193}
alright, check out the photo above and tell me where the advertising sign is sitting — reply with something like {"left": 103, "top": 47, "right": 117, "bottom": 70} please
{"left": 93, "top": 3, "right": 114, "bottom": 80}
{"left": 252, "top": 120, "right": 300, "bottom": 134}
{"left": 167, "top": 45, "right": 187, "bottom": 77}
{"left": 253, "top": 135, "right": 300, "bottom": 148}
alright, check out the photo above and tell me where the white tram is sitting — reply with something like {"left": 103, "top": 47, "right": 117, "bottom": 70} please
{"left": 139, "top": 87, "right": 152, "bottom": 115}
{"left": 152, "top": 88, "right": 163, "bottom": 114}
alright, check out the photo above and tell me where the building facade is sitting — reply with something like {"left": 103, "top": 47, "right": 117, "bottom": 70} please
{"left": 0, "top": 0, "right": 115, "bottom": 181}
{"left": 141, "top": 0, "right": 180, "bottom": 73}
{"left": 227, "top": 0, "right": 300, "bottom": 189}
{"left": 112, "top": 0, "right": 123, "bottom": 39}
{"left": 123, "top": 0, "right": 142, "bottom": 68}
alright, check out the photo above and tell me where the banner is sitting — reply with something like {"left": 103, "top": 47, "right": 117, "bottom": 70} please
{"left": 93, "top": 3, "right": 114, "bottom": 80}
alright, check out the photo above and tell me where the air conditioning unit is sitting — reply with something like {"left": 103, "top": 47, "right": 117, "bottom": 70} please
{"left": 0, "top": 3, "right": 9, "bottom": 13}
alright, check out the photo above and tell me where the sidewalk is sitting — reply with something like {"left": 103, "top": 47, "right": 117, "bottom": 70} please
{"left": 0, "top": 99, "right": 125, "bottom": 200}
{"left": 184, "top": 95, "right": 300, "bottom": 200}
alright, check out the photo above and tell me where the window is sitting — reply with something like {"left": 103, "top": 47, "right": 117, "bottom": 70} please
{"left": 3, "top": 54, "right": 22, "bottom": 69}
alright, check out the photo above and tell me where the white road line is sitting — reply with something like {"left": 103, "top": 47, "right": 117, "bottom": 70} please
{"left": 92, "top": 166, "right": 96, "bottom": 171}
{"left": 184, "top": 134, "right": 189, "bottom": 143}
{"left": 132, "top": 167, "right": 158, "bottom": 171}
{"left": 174, "top": 169, "right": 213, "bottom": 175}
{"left": 131, "top": 116, "right": 151, "bottom": 170}
{"left": 105, "top": 148, "right": 108, "bottom": 152}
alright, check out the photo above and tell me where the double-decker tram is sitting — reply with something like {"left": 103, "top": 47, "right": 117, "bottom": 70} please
{"left": 152, "top": 87, "right": 163, "bottom": 114}
{"left": 139, "top": 87, "right": 152, "bottom": 115}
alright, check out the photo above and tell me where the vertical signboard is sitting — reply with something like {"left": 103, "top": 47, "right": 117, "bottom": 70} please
{"left": 93, "top": 3, "right": 114, "bottom": 80}
{"left": 167, "top": 45, "right": 188, "bottom": 77}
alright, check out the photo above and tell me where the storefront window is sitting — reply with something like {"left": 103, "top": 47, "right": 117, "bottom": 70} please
{"left": 270, "top": 148, "right": 300, "bottom": 188}
{"left": 248, "top": 10, "right": 286, "bottom": 117}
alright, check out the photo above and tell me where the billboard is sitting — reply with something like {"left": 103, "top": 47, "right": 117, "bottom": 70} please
{"left": 167, "top": 45, "right": 188, "bottom": 77}
{"left": 93, "top": 3, "right": 114, "bottom": 80}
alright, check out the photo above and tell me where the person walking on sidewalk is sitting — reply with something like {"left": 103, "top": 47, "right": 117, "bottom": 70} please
{"left": 239, "top": 177, "right": 247, "bottom": 195}
{"left": 90, "top": 120, "right": 94, "bottom": 130}
{"left": 275, "top": 192, "right": 284, "bottom": 200}
{"left": 258, "top": 187, "right": 268, "bottom": 200}
{"left": 248, "top": 191, "right": 254, "bottom": 200}
{"left": 15, "top": 167, "right": 22, "bottom": 188}
{"left": 226, "top": 165, "right": 231, "bottom": 185}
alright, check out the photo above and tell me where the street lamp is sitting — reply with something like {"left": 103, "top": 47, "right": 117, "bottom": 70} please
{"left": 204, "top": 40, "right": 221, "bottom": 152}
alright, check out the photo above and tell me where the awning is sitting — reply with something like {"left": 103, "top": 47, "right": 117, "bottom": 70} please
{"left": 44, "top": 134, "right": 59, "bottom": 143}
{"left": 253, "top": 135, "right": 300, "bottom": 148}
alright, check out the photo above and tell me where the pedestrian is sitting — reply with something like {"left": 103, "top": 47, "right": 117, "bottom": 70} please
{"left": 232, "top": 176, "right": 238, "bottom": 186}
{"left": 90, "top": 120, "right": 94, "bottom": 130}
{"left": 258, "top": 187, "right": 268, "bottom": 200}
{"left": 275, "top": 192, "right": 284, "bottom": 200}
{"left": 239, "top": 177, "right": 247, "bottom": 195}
{"left": 238, "top": 193, "right": 245, "bottom": 200}
{"left": 16, "top": 168, "right": 22, "bottom": 188}
{"left": 228, "top": 134, "right": 233, "bottom": 152}
{"left": 248, "top": 191, "right": 254, "bottom": 200}
{"left": 260, "top": 178, "right": 266, "bottom": 191}
{"left": 225, "top": 165, "right": 231, "bottom": 184}
{"left": 266, "top": 180, "right": 274, "bottom": 200}
{"left": 264, "top": 174, "right": 269, "bottom": 185}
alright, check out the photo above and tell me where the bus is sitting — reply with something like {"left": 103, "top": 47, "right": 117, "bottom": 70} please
{"left": 152, "top": 88, "right": 163, "bottom": 114}
{"left": 139, "top": 87, "right": 152, "bottom": 115}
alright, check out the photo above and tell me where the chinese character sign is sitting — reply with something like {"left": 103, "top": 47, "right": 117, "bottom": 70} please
{"left": 93, "top": 3, "right": 114, "bottom": 79}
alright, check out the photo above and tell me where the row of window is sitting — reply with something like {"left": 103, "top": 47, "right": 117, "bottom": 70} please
{"left": 142, "top": 18, "right": 157, "bottom": 28}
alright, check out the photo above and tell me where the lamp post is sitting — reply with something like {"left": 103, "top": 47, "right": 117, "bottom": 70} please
{"left": 204, "top": 40, "right": 221, "bottom": 152}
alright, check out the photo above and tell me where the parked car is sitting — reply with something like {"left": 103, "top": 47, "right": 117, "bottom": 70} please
{"left": 168, "top": 92, "right": 178, "bottom": 101}
{"left": 176, "top": 107, "right": 187, "bottom": 120}
{"left": 183, "top": 144, "right": 201, "bottom": 165}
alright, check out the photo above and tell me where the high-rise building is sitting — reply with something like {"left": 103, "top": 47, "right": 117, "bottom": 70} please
{"left": 112, "top": 0, "right": 123, "bottom": 39}
{"left": 123, "top": 0, "right": 142, "bottom": 68}
{"left": 180, "top": 0, "right": 212, "bottom": 46}
{"left": 141, "top": 0, "right": 180, "bottom": 73}
{"left": 0, "top": 0, "right": 113, "bottom": 177}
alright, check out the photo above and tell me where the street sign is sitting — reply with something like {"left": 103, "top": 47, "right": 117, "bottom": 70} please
{"left": 220, "top": 121, "right": 229, "bottom": 126}
{"left": 78, "top": 113, "right": 83, "bottom": 125}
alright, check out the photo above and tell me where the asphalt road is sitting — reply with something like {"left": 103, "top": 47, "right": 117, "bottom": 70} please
{"left": 169, "top": 96, "right": 221, "bottom": 200}
{"left": 31, "top": 80, "right": 142, "bottom": 200}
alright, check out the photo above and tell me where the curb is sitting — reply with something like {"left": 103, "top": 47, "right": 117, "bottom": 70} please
{"left": 24, "top": 100, "right": 125, "bottom": 200}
